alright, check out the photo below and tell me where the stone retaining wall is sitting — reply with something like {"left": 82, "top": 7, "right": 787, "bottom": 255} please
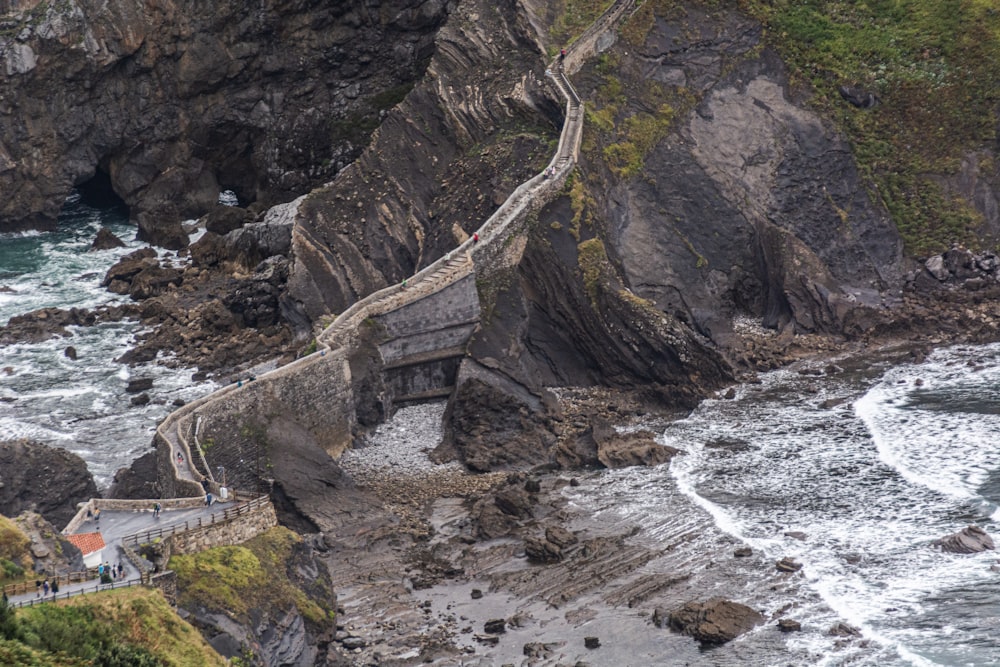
{"left": 168, "top": 501, "right": 278, "bottom": 555}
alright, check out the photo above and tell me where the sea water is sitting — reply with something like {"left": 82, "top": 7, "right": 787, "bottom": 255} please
{"left": 0, "top": 194, "right": 215, "bottom": 488}
{"left": 652, "top": 344, "right": 1000, "bottom": 665}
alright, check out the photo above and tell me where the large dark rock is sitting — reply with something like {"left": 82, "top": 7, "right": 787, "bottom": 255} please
{"left": 204, "top": 205, "right": 254, "bottom": 235}
{"left": 933, "top": 525, "right": 995, "bottom": 554}
{"left": 668, "top": 598, "right": 764, "bottom": 645}
{"left": 129, "top": 265, "right": 184, "bottom": 300}
{"left": 0, "top": 439, "right": 98, "bottom": 528}
{"left": 90, "top": 227, "right": 126, "bottom": 250}
{"left": 591, "top": 419, "right": 680, "bottom": 469}
{"left": 0, "top": 0, "right": 447, "bottom": 243}
{"left": 102, "top": 248, "right": 158, "bottom": 287}
{"left": 106, "top": 450, "right": 161, "bottom": 500}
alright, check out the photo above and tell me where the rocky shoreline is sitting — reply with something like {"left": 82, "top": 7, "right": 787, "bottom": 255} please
{"left": 315, "top": 400, "right": 863, "bottom": 666}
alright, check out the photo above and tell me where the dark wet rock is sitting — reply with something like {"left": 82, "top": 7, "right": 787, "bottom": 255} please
{"left": 784, "top": 531, "right": 807, "bottom": 541}
{"left": 90, "top": 227, "right": 126, "bottom": 250}
{"left": 205, "top": 205, "right": 254, "bottom": 235}
{"left": 838, "top": 85, "right": 878, "bottom": 109}
{"left": 668, "top": 598, "right": 764, "bottom": 645}
{"left": 545, "top": 526, "right": 578, "bottom": 549}
{"left": 652, "top": 607, "right": 669, "bottom": 628}
{"left": 525, "top": 535, "right": 563, "bottom": 564}
{"left": 106, "top": 451, "right": 161, "bottom": 500}
{"left": 723, "top": 387, "right": 736, "bottom": 399}
{"left": 733, "top": 546, "right": 753, "bottom": 558}
{"left": 829, "top": 622, "right": 862, "bottom": 638}
{"left": 484, "top": 618, "right": 506, "bottom": 634}
{"left": 130, "top": 392, "right": 150, "bottom": 406}
{"left": 524, "top": 478, "right": 541, "bottom": 493}
{"left": 129, "top": 265, "right": 183, "bottom": 300}
{"left": 777, "top": 618, "right": 802, "bottom": 632}
{"left": 819, "top": 397, "right": 848, "bottom": 409}
{"left": 126, "top": 378, "right": 154, "bottom": 393}
{"left": 470, "top": 588, "right": 483, "bottom": 600}
{"left": 584, "top": 636, "right": 600, "bottom": 649}
{"left": 494, "top": 486, "right": 534, "bottom": 519}
{"left": 0, "top": 439, "right": 98, "bottom": 528}
{"left": 340, "top": 636, "right": 365, "bottom": 650}
{"left": 189, "top": 231, "right": 227, "bottom": 268}
{"left": 102, "top": 248, "right": 158, "bottom": 287}
{"left": 933, "top": 525, "right": 995, "bottom": 554}
{"left": 523, "top": 641, "right": 560, "bottom": 658}
{"left": 64, "top": 345, "right": 77, "bottom": 360}
{"left": 776, "top": 557, "right": 803, "bottom": 572}
{"left": 592, "top": 419, "right": 679, "bottom": 469}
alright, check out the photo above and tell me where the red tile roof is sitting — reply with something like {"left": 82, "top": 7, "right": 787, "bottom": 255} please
{"left": 66, "top": 532, "right": 105, "bottom": 555}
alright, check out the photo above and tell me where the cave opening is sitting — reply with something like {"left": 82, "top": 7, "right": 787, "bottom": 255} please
{"left": 75, "top": 167, "right": 129, "bottom": 216}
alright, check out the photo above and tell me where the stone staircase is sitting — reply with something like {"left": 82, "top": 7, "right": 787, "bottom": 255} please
{"left": 155, "top": 0, "right": 635, "bottom": 485}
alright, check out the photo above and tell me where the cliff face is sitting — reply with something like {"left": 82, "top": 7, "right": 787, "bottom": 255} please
{"left": 0, "top": 0, "right": 447, "bottom": 244}
{"left": 280, "top": 0, "right": 560, "bottom": 324}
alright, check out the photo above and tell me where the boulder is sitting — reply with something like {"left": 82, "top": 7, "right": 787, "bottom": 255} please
{"left": 64, "top": 345, "right": 77, "bottom": 360}
{"left": 592, "top": 419, "right": 679, "bottom": 469}
{"left": 204, "top": 205, "right": 254, "bottom": 235}
{"left": 484, "top": 619, "right": 506, "bottom": 634}
{"left": 584, "top": 636, "right": 600, "bottom": 649}
{"left": 776, "top": 557, "right": 803, "bottom": 572}
{"left": 126, "top": 378, "right": 154, "bottom": 393}
{"left": 733, "top": 546, "right": 752, "bottom": 558}
{"left": 777, "top": 618, "right": 801, "bottom": 632}
{"left": 494, "top": 486, "right": 534, "bottom": 519}
{"left": 667, "top": 598, "right": 764, "bottom": 645}
{"left": 0, "top": 439, "right": 98, "bottom": 528}
{"left": 129, "top": 265, "right": 183, "bottom": 299}
{"left": 525, "top": 535, "right": 563, "bottom": 563}
{"left": 102, "top": 248, "right": 157, "bottom": 286}
{"left": 90, "top": 227, "right": 126, "bottom": 250}
{"left": 545, "top": 526, "right": 578, "bottom": 549}
{"left": 828, "top": 622, "right": 862, "bottom": 638}
{"left": 933, "top": 525, "right": 995, "bottom": 554}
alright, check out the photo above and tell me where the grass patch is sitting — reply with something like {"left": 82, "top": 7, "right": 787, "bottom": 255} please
{"left": 738, "top": 0, "right": 1000, "bottom": 254}
{"left": 549, "top": 0, "right": 616, "bottom": 52}
{"left": 8, "top": 587, "right": 224, "bottom": 667}
{"left": 578, "top": 237, "right": 609, "bottom": 302}
{"left": 0, "top": 516, "right": 30, "bottom": 585}
{"left": 169, "top": 527, "right": 332, "bottom": 628}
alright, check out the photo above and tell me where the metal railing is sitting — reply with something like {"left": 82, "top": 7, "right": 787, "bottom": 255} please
{"left": 7, "top": 578, "right": 143, "bottom": 609}
{"left": 121, "top": 496, "right": 271, "bottom": 549}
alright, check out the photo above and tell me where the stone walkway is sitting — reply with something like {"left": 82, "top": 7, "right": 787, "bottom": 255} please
{"left": 6, "top": 503, "right": 226, "bottom": 609}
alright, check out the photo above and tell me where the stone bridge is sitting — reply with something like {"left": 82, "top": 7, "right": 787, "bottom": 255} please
{"left": 154, "top": 0, "right": 636, "bottom": 492}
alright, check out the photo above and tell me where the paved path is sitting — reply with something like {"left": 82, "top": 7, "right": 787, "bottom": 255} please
{"left": 6, "top": 504, "right": 227, "bottom": 609}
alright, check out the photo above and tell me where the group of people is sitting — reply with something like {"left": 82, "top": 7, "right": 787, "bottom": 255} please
{"left": 36, "top": 578, "right": 59, "bottom": 597}
{"left": 98, "top": 561, "right": 126, "bottom": 582}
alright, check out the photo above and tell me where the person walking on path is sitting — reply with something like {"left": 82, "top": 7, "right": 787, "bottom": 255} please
{"left": 42, "top": 580, "right": 49, "bottom": 597}
{"left": 51, "top": 580, "right": 58, "bottom": 595}
{"left": 473, "top": 232, "right": 479, "bottom": 243}
{"left": 153, "top": 502, "right": 161, "bottom": 518}
{"left": 93, "top": 507, "right": 100, "bottom": 524}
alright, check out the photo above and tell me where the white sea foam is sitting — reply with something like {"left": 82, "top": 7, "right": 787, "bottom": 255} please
{"left": 654, "top": 346, "right": 1000, "bottom": 665}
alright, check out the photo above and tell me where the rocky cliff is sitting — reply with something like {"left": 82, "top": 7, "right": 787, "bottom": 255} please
{"left": 0, "top": 0, "right": 448, "bottom": 244}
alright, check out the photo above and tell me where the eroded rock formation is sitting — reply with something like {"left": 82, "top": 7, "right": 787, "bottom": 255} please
{"left": 0, "top": 439, "right": 98, "bottom": 528}
{"left": 0, "top": 0, "right": 449, "bottom": 243}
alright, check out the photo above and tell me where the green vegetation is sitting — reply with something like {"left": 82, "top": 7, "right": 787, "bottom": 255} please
{"left": 169, "top": 527, "right": 332, "bottom": 627}
{"left": 0, "top": 587, "right": 224, "bottom": 667}
{"left": 584, "top": 49, "right": 694, "bottom": 181}
{"left": 738, "top": 0, "right": 1000, "bottom": 254}
{"left": 0, "top": 516, "right": 30, "bottom": 586}
{"left": 578, "top": 237, "right": 610, "bottom": 301}
{"left": 549, "top": 0, "right": 616, "bottom": 52}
